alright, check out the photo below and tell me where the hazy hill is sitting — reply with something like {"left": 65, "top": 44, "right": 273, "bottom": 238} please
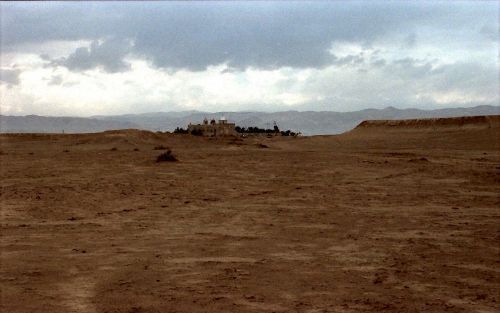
{"left": 0, "top": 115, "right": 138, "bottom": 134}
{"left": 91, "top": 105, "right": 499, "bottom": 135}
{"left": 1, "top": 105, "right": 499, "bottom": 135}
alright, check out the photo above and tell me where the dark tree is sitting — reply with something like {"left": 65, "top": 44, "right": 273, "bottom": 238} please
{"left": 190, "top": 129, "right": 203, "bottom": 136}
{"left": 174, "top": 127, "right": 188, "bottom": 134}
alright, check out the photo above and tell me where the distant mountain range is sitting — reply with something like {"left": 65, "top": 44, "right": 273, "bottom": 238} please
{"left": 1, "top": 105, "right": 499, "bottom": 135}
{"left": 0, "top": 115, "right": 137, "bottom": 134}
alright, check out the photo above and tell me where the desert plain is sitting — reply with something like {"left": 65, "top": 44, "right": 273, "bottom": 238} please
{"left": 1, "top": 116, "right": 499, "bottom": 313}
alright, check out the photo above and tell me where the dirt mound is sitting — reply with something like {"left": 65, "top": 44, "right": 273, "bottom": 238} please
{"left": 326, "top": 115, "right": 500, "bottom": 152}
{"left": 353, "top": 115, "right": 500, "bottom": 132}
{"left": 96, "top": 128, "right": 164, "bottom": 140}
{"left": 71, "top": 129, "right": 168, "bottom": 146}
{"left": 0, "top": 129, "right": 176, "bottom": 150}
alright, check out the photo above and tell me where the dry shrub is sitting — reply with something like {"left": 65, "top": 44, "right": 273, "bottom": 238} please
{"left": 156, "top": 150, "right": 178, "bottom": 162}
{"left": 110, "top": 147, "right": 118, "bottom": 151}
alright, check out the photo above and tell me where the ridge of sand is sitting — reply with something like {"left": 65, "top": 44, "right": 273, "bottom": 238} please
{"left": 352, "top": 115, "right": 500, "bottom": 131}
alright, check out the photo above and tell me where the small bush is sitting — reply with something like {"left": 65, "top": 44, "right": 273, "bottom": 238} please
{"left": 110, "top": 147, "right": 118, "bottom": 151}
{"left": 156, "top": 150, "right": 178, "bottom": 162}
{"left": 173, "top": 127, "right": 188, "bottom": 134}
{"left": 280, "top": 130, "right": 297, "bottom": 137}
{"left": 63, "top": 149, "right": 70, "bottom": 153}
{"left": 133, "top": 148, "right": 140, "bottom": 151}
{"left": 153, "top": 145, "right": 168, "bottom": 150}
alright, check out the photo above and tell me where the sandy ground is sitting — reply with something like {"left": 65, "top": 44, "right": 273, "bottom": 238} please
{"left": 1, "top": 117, "right": 499, "bottom": 313}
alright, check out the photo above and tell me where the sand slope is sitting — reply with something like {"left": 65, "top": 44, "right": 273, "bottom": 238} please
{"left": 355, "top": 115, "right": 500, "bottom": 130}
{"left": 1, "top": 116, "right": 499, "bottom": 313}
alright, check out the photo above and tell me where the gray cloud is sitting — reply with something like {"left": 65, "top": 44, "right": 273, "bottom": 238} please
{"left": 390, "top": 58, "right": 435, "bottom": 79}
{"left": 404, "top": 33, "right": 417, "bottom": 47}
{"left": 2, "top": 2, "right": 497, "bottom": 71}
{"left": 48, "top": 75, "right": 63, "bottom": 85}
{"left": 332, "top": 54, "right": 365, "bottom": 67}
{"left": 0, "top": 68, "right": 21, "bottom": 86}
{"left": 1, "top": 2, "right": 497, "bottom": 116}
{"left": 294, "top": 53, "right": 498, "bottom": 111}
{"left": 429, "top": 62, "right": 498, "bottom": 95}
{"left": 371, "top": 59, "right": 386, "bottom": 67}
{"left": 480, "top": 24, "right": 498, "bottom": 41}
{"left": 52, "top": 38, "right": 132, "bottom": 73}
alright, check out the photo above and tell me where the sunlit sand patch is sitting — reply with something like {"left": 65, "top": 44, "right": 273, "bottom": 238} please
{"left": 58, "top": 276, "right": 96, "bottom": 313}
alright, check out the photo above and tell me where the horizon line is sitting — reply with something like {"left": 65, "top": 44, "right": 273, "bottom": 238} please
{"left": 1, "top": 104, "right": 498, "bottom": 118}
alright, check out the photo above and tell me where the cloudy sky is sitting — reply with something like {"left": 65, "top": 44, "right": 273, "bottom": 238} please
{"left": 1, "top": 1, "right": 498, "bottom": 116}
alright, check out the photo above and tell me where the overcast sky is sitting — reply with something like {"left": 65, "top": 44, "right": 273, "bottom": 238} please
{"left": 1, "top": 1, "right": 498, "bottom": 116}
